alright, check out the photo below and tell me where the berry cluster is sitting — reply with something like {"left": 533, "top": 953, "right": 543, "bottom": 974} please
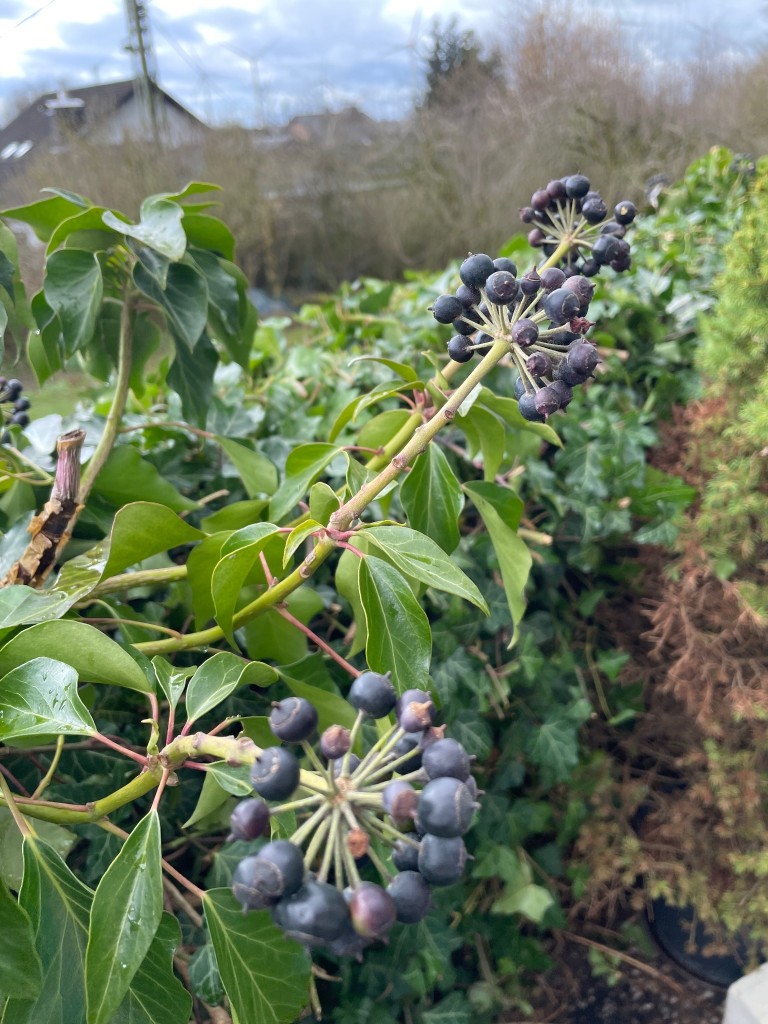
{"left": 0, "top": 377, "right": 30, "bottom": 437}
{"left": 230, "top": 672, "right": 479, "bottom": 957}
{"left": 430, "top": 175, "right": 636, "bottom": 423}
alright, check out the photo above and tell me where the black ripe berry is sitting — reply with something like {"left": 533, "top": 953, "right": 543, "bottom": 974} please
{"left": 546, "top": 178, "right": 567, "bottom": 200}
{"left": 591, "top": 233, "right": 622, "bottom": 266}
{"left": 514, "top": 375, "right": 528, "bottom": 400}
{"left": 520, "top": 267, "right": 541, "bottom": 295}
{"left": 567, "top": 342, "right": 599, "bottom": 376}
{"left": 418, "top": 834, "right": 469, "bottom": 886}
{"left": 417, "top": 776, "right": 476, "bottom": 837}
{"left": 228, "top": 797, "right": 270, "bottom": 842}
{"left": 332, "top": 753, "right": 361, "bottom": 776}
{"left": 349, "top": 670, "right": 396, "bottom": 718}
{"left": 232, "top": 855, "right": 275, "bottom": 911}
{"left": 526, "top": 351, "right": 552, "bottom": 378}
{"left": 581, "top": 196, "right": 607, "bottom": 223}
{"left": 549, "top": 378, "right": 574, "bottom": 409}
{"left": 565, "top": 174, "right": 590, "bottom": 199}
{"left": 459, "top": 253, "right": 494, "bottom": 289}
{"left": 272, "top": 877, "right": 350, "bottom": 946}
{"left": 534, "top": 386, "right": 562, "bottom": 419}
{"left": 518, "top": 392, "right": 545, "bottom": 422}
{"left": 250, "top": 746, "right": 300, "bottom": 801}
{"left": 269, "top": 697, "right": 318, "bottom": 742}
{"left": 252, "top": 839, "right": 305, "bottom": 900}
{"left": 320, "top": 724, "right": 351, "bottom": 760}
{"left": 422, "top": 738, "right": 471, "bottom": 781}
{"left": 511, "top": 318, "right": 539, "bottom": 348}
{"left": 540, "top": 267, "right": 566, "bottom": 292}
{"left": 562, "top": 274, "right": 595, "bottom": 312}
{"left": 387, "top": 871, "right": 431, "bottom": 924}
{"left": 484, "top": 270, "right": 517, "bottom": 305}
{"left": 447, "top": 335, "right": 474, "bottom": 363}
{"left": 455, "top": 282, "right": 480, "bottom": 308}
{"left": 393, "top": 730, "right": 423, "bottom": 768}
{"left": 5, "top": 379, "right": 22, "bottom": 402}
{"left": 543, "top": 287, "right": 580, "bottom": 325}
{"left": 527, "top": 227, "right": 545, "bottom": 248}
{"left": 349, "top": 882, "right": 397, "bottom": 939}
{"left": 392, "top": 838, "right": 421, "bottom": 872}
{"left": 431, "top": 294, "right": 464, "bottom": 324}
{"left": 382, "top": 780, "right": 419, "bottom": 825}
{"left": 493, "top": 257, "right": 518, "bottom": 276}
{"left": 10, "top": 412, "right": 29, "bottom": 427}
{"left": 614, "top": 200, "right": 637, "bottom": 225}
{"left": 396, "top": 689, "right": 435, "bottom": 732}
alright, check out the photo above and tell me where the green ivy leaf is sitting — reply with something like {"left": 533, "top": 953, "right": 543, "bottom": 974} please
{"left": 185, "top": 651, "right": 278, "bottom": 725}
{"left": 216, "top": 436, "right": 278, "bottom": 498}
{"left": 203, "top": 889, "right": 311, "bottom": 1024}
{"left": 85, "top": 812, "right": 163, "bottom": 1024}
{"left": 103, "top": 198, "right": 186, "bottom": 261}
{"left": 282, "top": 519, "right": 322, "bottom": 568}
{"left": 459, "top": 405, "right": 506, "bottom": 481}
{"left": 364, "top": 525, "right": 488, "bottom": 613}
{"left": 0, "top": 879, "right": 42, "bottom": 999}
{"left": 308, "top": 481, "right": 340, "bottom": 525}
{"left": 93, "top": 447, "right": 198, "bottom": 512}
{"left": 210, "top": 525, "right": 281, "bottom": 643}
{"left": 133, "top": 261, "right": 207, "bottom": 349}
{"left": 0, "top": 621, "right": 152, "bottom": 693}
{"left": 269, "top": 443, "right": 347, "bottom": 523}
{"left": 464, "top": 481, "right": 531, "bottom": 647}
{"left": 348, "top": 354, "right": 419, "bottom": 382}
{"left": 2, "top": 194, "right": 88, "bottom": 242}
{"left": 43, "top": 249, "right": 102, "bottom": 357}
{"left": 187, "top": 943, "right": 224, "bottom": 1005}
{"left": 0, "top": 658, "right": 95, "bottom": 741}
{"left": 151, "top": 658, "right": 194, "bottom": 713}
{"left": 110, "top": 914, "right": 192, "bottom": 1024}
{"left": 335, "top": 547, "right": 367, "bottom": 656}
{"left": 400, "top": 444, "right": 463, "bottom": 553}
{"left": 524, "top": 700, "right": 592, "bottom": 786}
{"left": 422, "top": 992, "right": 472, "bottom": 1024}
{"left": 359, "top": 555, "right": 431, "bottom": 692}
{"left": 0, "top": 811, "right": 76, "bottom": 892}
{"left": 167, "top": 331, "right": 218, "bottom": 428}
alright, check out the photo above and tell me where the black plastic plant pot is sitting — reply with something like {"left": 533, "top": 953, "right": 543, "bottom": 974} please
{"left": 646, "top": 898, "right": 753, "bottom": 988}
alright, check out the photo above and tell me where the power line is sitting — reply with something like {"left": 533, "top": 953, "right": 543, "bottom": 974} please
{"left": 0, "top": 0, "right": 61, "bottom": 41}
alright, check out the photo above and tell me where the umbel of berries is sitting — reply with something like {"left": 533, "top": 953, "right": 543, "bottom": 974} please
{"left": 0, "top": 377, "right": 31, "bottom": 439}
{"left": 229, "top": 674, "right": 481, "bottom": 957}
{"left": 430, "top": 173, "right": 635, "bottom": 423}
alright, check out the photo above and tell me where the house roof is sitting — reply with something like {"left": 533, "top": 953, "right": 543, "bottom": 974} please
{"left": 0, "top": 79, "right": 206, "bottom": 164}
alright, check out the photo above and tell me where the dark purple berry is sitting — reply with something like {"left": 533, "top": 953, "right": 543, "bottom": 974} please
{"left": 272, "top": 877, "right": 350, "bottom": 945}
{"left": 565, "top": 174, "right": 590, "bottom": 199}
{"left": 250, "top": 746, "right": 300, "bottom": 801}
{"left": 591, "top": 234, "right": 622, "bottom": 266}
{"left": 513, "top": 375, "right": 528, "bottom": 400}
{"left": 447, "top": 335, "right": 474, "bottom": 363}
{"left": 382, "top": 780, "right": 418, "bottom": 826}
{"left": 581, "top": 258, "right": 600, "bottom": 277}
{"left": 232, "top": 855, "right": 275, "bottom": 911}
{"left": 320, "top": 724, "right": 351, "bottom": 760}
{"left": 349, "top": 670, "right": 396, "bottom": 718}
{"left": 455, "top": 283, "right": 480, "bottom": 308}
{"left": 581, "top": 196, "right": 607, "bottom": 223}
{"left": 567, "top": 342, "right": 599, "bottom": 376}
{"left": 493, "top": 257, "right": 517, "bottom": 276}
{"left": 554, "top": 361, "right": 589, "bottom": 386}
{"left": 418, "top": 834, "right": 469, "bottom": 886}
{"left": 546, "top": 179, "right": 567, "bottom": 200}
{"left": 527, "top": 228, "right": 545, "bottom": 248}
{"left": 614, "top": 200, "right": 636, "bottom": 225}
{"left": 228, "top": 797, "right": 270, "bottom": 842}
{"left": 417, "top": 778, "right": 479, "bottom": 835}
{"left": 396, "top": 689, "right": 435, "bottom": 732}
{"left": 5, "top": 379, "right": 22, "bottom": 402}
{"left": 431, "top": 294, "right": 464, "bottom": 324}
{"left": 543, "top": 287, "right": 580, "bottom": 325}
{"left": 519, "top": 206, "right": 536, "bottom": 224}
{"left": 13, "top": 397, "right": 30, "bottom": 412}
{"left": 392, "top": 839, "right": 421, "bottom": 872}
{"left": 459, "top": 253, "right": 494, "bottom": 289}
{"left": 520, "top": 268, "right": 541, "bottom": 295}
{"left": 10, "top": 412, "right": 29, "bottom": 427}
{"left": 422, "top": 738, "right": 471, "bottom": 781}
{"left": 540, "top": 267, "right": 566, "bottom": 292}
{"left": 526, "top": 351, "right": 552, "bottom": 377}
{"left": 484, "top": 270, "right": 517, "bottom": 305}
{"left": 332, "top": 753, "right": 361, "bottom": 776}
{"left": 269, "top": 697, "right": 318, "bottom": 743}
{"left": 393, "top": 730, "right": 423, "bottom": 769}
{"left": 252, "top": 839, "right": 305, "bottom": 900}
{"left": 349, "top": 882, "right": 396, "bottom": 939}
{"left": 511, "top": 318, "right": 539, "bottom": 348}
{"left": 531, "top": 189, "right": 550, "bottom": 210}
{"left": 387, "top": 871, "right": 431, "bottom": 924}
{"left": 452, "top": 313, "right": 480, "bottom": 336}
{"left": 601, "top": 220, "right": 626, "bottom": 237}
{"left": 518, "top": 392, "right": 545, "bottom": 423}
{"left": 549, "top": 378, "right": 574, "bottom": 409}
{"left": 534, "top": 386, "right": 561, "bottom": 419}
{"left": 562, "top": 274, "right": 595, "bottom": 313}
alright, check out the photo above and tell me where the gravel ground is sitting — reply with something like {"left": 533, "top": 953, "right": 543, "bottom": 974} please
{"left": 525, "top": 926, "right": 728, "bottom": 1024}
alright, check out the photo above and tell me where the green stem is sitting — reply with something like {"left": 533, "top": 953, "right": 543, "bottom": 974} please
{"left": 0, "top": 766, "right": 162, "bottom": 825}
{"left": 78, "top": 290, "right": 135, "bottom": 503}
{"left": 88, "top": 564, "right": 188, "bottom": 599}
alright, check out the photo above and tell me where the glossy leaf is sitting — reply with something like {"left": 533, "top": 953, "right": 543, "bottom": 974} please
{"left": 167, "top": 331, "right": 218, "bottom": 427}
{"left": 0, "top": 621, "right": 152, "bottom": 693}
{"left": 364, "top": 525, "right": 488, "bottom": 613}
{"left": 110, "top": 914, "right": 192, "bottom": 1024}
{"left": 152, "top": 658, "right": 194, "bottom": 712}
{"left": 201, "top": 499, "right": 269, "bottom": 534}
{"left": 335, "top": 547, "right": 367, "bottom": 656}
{"left": 459, "top": 405, "right": 506, "bottom": 481}
{"left": 359, "top": 555, "right": 431, "bottom": 692}
{"left": 241, "top": 587, "right": 324, "bottom": 664}
{"left": 282, "top": 519, "right": 322, "bottom": 568}
{"left": 0, "top": 878, "right": 42, "bottom": 999}
{"left": 133, "top": 261, "right": 208, "bottom": 349}
{"left": 92, "top": 446, "right": 198, "bottom": 512}
{"left": 210, "top": 524, "right": 281, "bottom": 642}
{"left": 348, "top": 354, "right": 419, "bottom": 381}
{"left": 85, "top": 812, "right": 163, "bottom": 1024}
{"left": 356, "top": 408, "right": 412, "bottom": 450}
{"left": 1, "top": 193, "right": 87, "bottom": 242}
{"left": 217, "top": 436, "right": 278, "bottom": 497}
{"left": 464, "top": 481, "right": 531, "bottom": 647}
{"left": 46, "top": 206, "right": 115, "bottom": 253}
{"left": 0, "top": 585, "right": 72, "bottom": 629}
{"left": 187, "top": 531, "right": 230, "bottom": 628}
{"left": 203, "top": 888, "right": 311, "bottom": 1024}
{"left": 478, "top": 390, "right": 562, "bottom": 447}
{"left": 187, "top": 944, "right": 224, "bottom": 1006}
{"left": 103, "top": 198, "right": 186, "bottom": 260}
{"left": 43, "top": 249, "right": 102, "bottom": 357}
{"left": 400, "top": 444, "right": 464, "bottom": 553}
{"left": 185, "top": 651, "right": 278, "bottom": 725}
{"left": 278, "top": 672, "right": 357, "bottom": 732}
{"left": 0, "top": 657, "right": 95, "bottom": 741}
{"left": 269, "top": 443, "right": 347, "bottom": 523}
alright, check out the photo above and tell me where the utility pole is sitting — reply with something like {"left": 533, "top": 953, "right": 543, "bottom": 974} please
{"left": 123, "top": 0, "right": 161, "bottom": 145}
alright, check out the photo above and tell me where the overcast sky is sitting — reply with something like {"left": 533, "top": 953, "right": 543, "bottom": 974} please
{"left": 0, "top": 0, "right": 765, "bottom": 127}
